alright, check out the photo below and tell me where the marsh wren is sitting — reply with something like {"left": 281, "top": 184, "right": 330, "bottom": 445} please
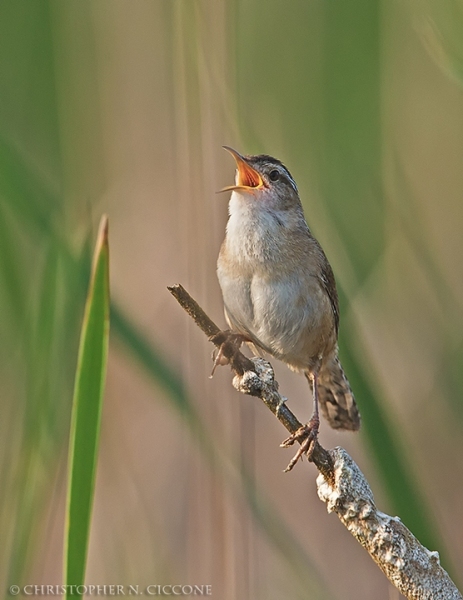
{"left": 217, "top": 147, "right": 360, "bottom": 470}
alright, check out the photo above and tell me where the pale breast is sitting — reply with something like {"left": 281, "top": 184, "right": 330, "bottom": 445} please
{"left": 218, "top": 250, "right": 335, "bottom": 372}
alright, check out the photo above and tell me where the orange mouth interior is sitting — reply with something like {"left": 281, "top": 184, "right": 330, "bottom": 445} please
{"left": 236, "top": 159, "right": 263, "bottom": 188}
{"left": 219, "top": 146, "right": 264, "bottom": 193}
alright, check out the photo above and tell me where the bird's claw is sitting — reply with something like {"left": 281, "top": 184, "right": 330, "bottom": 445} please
{"left": 209, "top": 331, "right": 247, "bottom": 377}
{"left": 210, "top": 346, "right": 230, "bottom": 377}
{"left": 281, "top": 415, "right": 320, "bottom": 472}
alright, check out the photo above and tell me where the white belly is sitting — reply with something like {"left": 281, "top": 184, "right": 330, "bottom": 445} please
{"left": 218, "top": 266, "right": 333, "bottom": 372}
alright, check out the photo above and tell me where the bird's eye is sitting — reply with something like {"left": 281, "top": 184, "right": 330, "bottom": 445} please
{"left": 269, "top": 169, "right": 280, "bottom": 182}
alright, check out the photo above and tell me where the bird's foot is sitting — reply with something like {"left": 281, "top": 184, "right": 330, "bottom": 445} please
{"left": 280, "top": 414, "right": 320, "bottom": 472}
{"left": 209, "top": 331, "right": 248, "bottom": 377}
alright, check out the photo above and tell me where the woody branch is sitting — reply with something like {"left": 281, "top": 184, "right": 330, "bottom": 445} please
{"left": 168, "top": 283, "right": 462, "bottom": 600}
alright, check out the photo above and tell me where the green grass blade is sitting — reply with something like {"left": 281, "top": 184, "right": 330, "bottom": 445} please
{"left": 64, "top": 216, "right": 110, "bottom": 596}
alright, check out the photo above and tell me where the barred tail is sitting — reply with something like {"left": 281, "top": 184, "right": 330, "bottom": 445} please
{"left": 317, "top": 356, "right": 360, "bottom": 431}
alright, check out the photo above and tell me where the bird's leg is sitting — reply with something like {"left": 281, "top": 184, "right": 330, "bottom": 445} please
{"left": 209, "top": 330, "right": 250, "bottom": 377}
{"left": 281, "top": 371, "right": 320, "bottom": 472}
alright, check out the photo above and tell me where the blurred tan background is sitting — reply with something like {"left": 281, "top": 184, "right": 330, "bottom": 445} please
{"left": 1, "top": 1, "right": 463, "bottom": 599}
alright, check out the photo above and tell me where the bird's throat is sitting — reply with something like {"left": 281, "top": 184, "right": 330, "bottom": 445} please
{"left": 226, "top": 191, "right": 289, "bottom": 266}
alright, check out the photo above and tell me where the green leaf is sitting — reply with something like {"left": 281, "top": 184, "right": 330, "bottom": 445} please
{"left": 63, "top": 216, "right": 110, "bottom": 597}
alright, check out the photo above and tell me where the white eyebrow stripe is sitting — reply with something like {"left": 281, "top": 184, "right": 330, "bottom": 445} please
{"left": 281, "top": 168, "right": 298, "bottom": 192}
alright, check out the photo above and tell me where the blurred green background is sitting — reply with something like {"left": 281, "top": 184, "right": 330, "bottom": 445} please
{"left": 1, "top": 1, "right": 463, "bottom": 598}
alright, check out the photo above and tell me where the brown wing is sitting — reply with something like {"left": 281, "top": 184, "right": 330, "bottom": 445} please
{"left": 318, "top": 260, "right": 339, "bottom": 336}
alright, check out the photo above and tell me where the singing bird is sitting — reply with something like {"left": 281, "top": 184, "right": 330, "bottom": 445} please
{"left": 216, "top": 147, "right": 360, "bottom": 470}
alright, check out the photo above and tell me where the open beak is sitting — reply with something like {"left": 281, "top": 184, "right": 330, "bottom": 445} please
{"left": 218, "top": 146, "right": 264, "bottom": 193}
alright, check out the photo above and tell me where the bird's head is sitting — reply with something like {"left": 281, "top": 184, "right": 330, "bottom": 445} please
{"left": 219, "top": 147, "right": 300, "bottom": 210}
